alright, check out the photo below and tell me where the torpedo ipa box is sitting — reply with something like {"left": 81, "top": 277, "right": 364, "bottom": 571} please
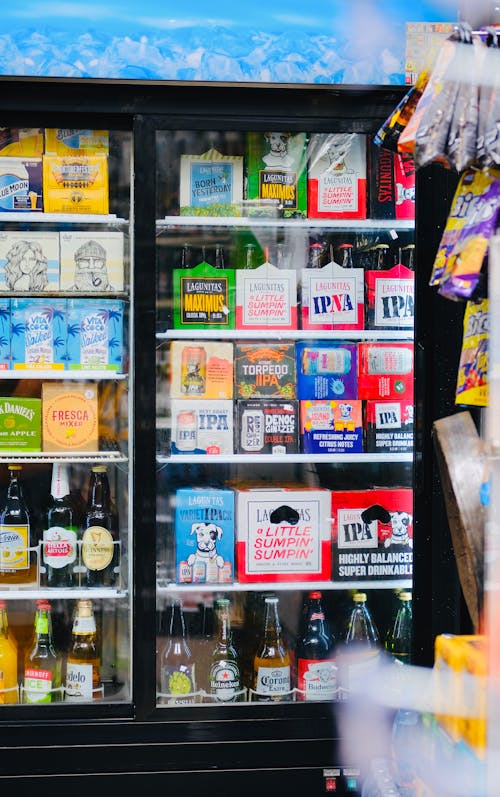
{"left": 307, "top": 133, "right": 367, "bottom": 219}
{"left": 66, "top": 298, "right": 125, "bottom": 372}
{"left": 0, "top": 397, "right": 41, "bottom": 451}
{"left": 42, "top": 154, "right": 109, "bottom": 214}
{"left": 367, "top": 141, "right": 415, "bottom": 220}
{"left": 300, "top": 399, "right": 363, "bottom": 454}
{"left": 296, "top": 341, "right": 358, "bottom": 400}
{"left": 235, "top": 400, "right": 299, "bottom": 454}
{"left": 365, "top": 264, "right": 414, "bottom": 330}
{"left": 235, "top": 487, "right": 331, "bottom": 582}
{"left": 0, "top": 298, "right": 9, "bottom": 368}
{"left": 174, "top": 486, "right": 234, "bottom": 584}
{"left": 173, "top": 260, "right": 235, "bottom": 330}
{"left": 179, "top": 148, "right": 243, "bottom": 216}
{"left": 0, "top": 230, "right": 60, "bottom": 292}
{"left": 170, "top": 399, "right": 234, "bottom": 455}
{"left": 234, "top": 342, "right": 296, "bottom": 400}
{"left": 59, "top": 230, "right": 124, "bottom": 291}
{"left": 41, "top": 381, "right": 99, "bottom": 452}
{"left": 0, "top": 157, "right": 43, "bottom": 212}
{"left": 235, "top": 261, "right": 297, "bottom": 330}
{"left": 169, "top": 340, "right": 233, "bottom": 399}
{"left": 365, "top": 400, "right": 414, "bottom": 453}
{"left": 245, "top": 131, "right": 307, "bottom": 218}
{"left": 357, "top": 342, "right": 414, "bottom": 401}
{"left": 0, "top": 128, "right": 44, "bottom": 156}
{"left": 300, "top": 258, "right": 364, "bottom": 330}
{"left": 11, "top": 298, "right": 66, "bottom": 370}
{"left": 44, "top": 129, "right": 109, "bottom": 156}
{"left": 331, "top": 488, "right": 413, "bottom": 584}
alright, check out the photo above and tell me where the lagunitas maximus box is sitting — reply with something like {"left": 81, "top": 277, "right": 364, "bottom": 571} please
{"left": 331, "top": 488, "right": 413, "bottom": 583}
{"left": 42, "top": 154, "right": 109, "bottom": 214}
{"left": 170, "top": 399, "right": 234, "bottom": 455}
{"left": 307, "top": 133, "right": 367, "bottom": 219}
{"left": 66, "top": 298, "right": 125, "bottom": 372}
{"left": 365, "top": 264, "right": 414, "bottom": 330}
{"left": 296, "top": 341, "right": 358, "bottom": 400}
{"left": 236, "top": 261, "right": 297, "bottom": 330}
{"left": 42, "top": 381, "right": 99, "bottom": 452}
{"left": 300, "top": 259, "right": 364, "bottom": 331}
{"left": 235, "top": 400, "right": 299, "bottom": 454}
{"left": 365, "top": 400, "right": 414, "bottom": 454}
{"left": 0, "top": 398, "right": 41, "bottom": 451}
{"left": 11, "top": 298, "right": 66, "bottom": 370}
{"left": 245, "top": 132, "right": 307, "bottom": 218}
{"left": 367, "top": 141, "right": 415, "bottom": 220}
{"left": 174, "top": 487, "right": 234, "bottom": 585}
{"left": 235, "top": 487, "right": 331, "bottom": 582}
{"left": 59, "top": 231, "right": 124, "bottom": 291}
{"left": 0, "top": 158, "right": 43, "bottom": 212}
{"left": 170, "top": 340, "right": 233, "bottom": 400}
{"left": 234, "top": 342, "right": 296, "bottom": 400}
{"left": 173, "top": 261, "right": 235, "bottom": 330}
{"left": 357, "top": 342, "right": 414, "bottom": 401}
{"left": 0, "top": 128, "right": 43, "bottom": 157}
{"left": 0, "top": 299, "right": 9, "bottom": 369}
{"left": 0, "top": 231, "right": 60, "bottom": 292}
{"left": 300, "top": 399, "right": 363, "bottom": 454}
{"left": 44, "top": 129, "right": 109, "bottom": 156}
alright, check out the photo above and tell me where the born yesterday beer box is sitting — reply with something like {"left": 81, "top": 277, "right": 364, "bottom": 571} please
{"left": 179, "top": 147, "right": 243, "bottom": 217}
{"left": 173, "top": 261, "right": 235, "bottom": 330}
{"left": 235, "top": 399, "right": 299, "bottom": 454}
{"left": 0, "top": 231, "right": 60, "bottom": 292}
{"left": 234, "top": 342, "right": 296, "bottom": 400}
{"left": 170, "top": 399, "right": 234, "bottom": 455}
{"left": 169, "top": 340, "right": 233, "bottom": 399}
{"left": 11, "top": 298, "right": 66, "bottom": 370}
{"left": 331, "top": 488, "right": 413, "bottom": 584}
{"left": 357, "top": 342, "right": 414, "bottom": 401}
{"left": 300, "top": 399, "right": 363, "bottom": 454}
{"left": 174, "top": 486, "right": 234, "bottom": 585}
{"left": 235, "top": 487, "right": 331, "bottom": 582}
{"left": 300, "top": 258, "right": 364, "bottom": 331}
{"left": 245, "top": 132, "right": 307, "bottom": 218}
{"left": 365, "top": 400, "right": 414, "bottom": 453}
{"left": 296, "top": 341, "right": 358, "bottom": 400}
{"left": 66, "top": 298, "right": 125, "bottom": 372}
{"left": 235, "top": 261, "right": 297, "bottom": 330}
{"left": 307, "top": 133, "right": 367, "bottom": 219}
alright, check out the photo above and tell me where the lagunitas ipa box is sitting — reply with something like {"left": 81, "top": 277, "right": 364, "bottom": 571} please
{"left": 246, "top": 132, "right": 307, "bottom": 218}
{"left": 173, "top": 261, "right": 235, "bottom": 330}
{"left": 357, "top": 342, "right": 414, "bottom": 401}
{"left": 11, "top": 298, "right": 66, "bottom": 370}
{"left": 0, "top": 397, "right": 41, "bottom": 451}
{"left": 365, "top": 264, "right": 414, "bottom": 330}
{"left": 42, "top": 154, "right": 109, "bottom": 214}
{"left": 234, "top": 342, "right": 296, "bottom": 400}
{"left": 331, "top": 488, "right": 413, "bottom": 584}
{"left": 174, "top": 487, "right": 234, "bottom": 585}
{"left": 300, "top": 259, "right": 364, "bottom": 331}
{"left": 59, "top": 231, "right": 124, "bottom": 291}
{"left": 365, "top": 400, "right": 414, "bottom": 453}
{"left": 296, "top": 341, "right": 357, "bottom": 400}
{"left": 300, "top": 399, "right": 363, "bottom": 454}
{"left": 235, "top": 400, "right": 299, "bottom": 454}
{"left": 66, "top": 298, "right": 125, "bottom": 372}
{"left": 170, "top": 340, "right": 233, "bottom": 400}
{"left": 42, "top": 381, "right": 99, "bottom": 452}
{"left": 235, "top": 261, "right": 297, "bottom": 330}
{"left": 0, "top": 231, "right": 60, "bottom": 292}
{"left": 0, "top": 158, "right": 42, "bottom": 212}
{"left": 307, "top": 133, "right": 367, "bottom": 219}
{"left": 235, "top": 487, "right": 331, "bottom": 582}
{"left": 44, "top": 129, "right": 109, "bottom": 156}
{"left": 170, "top": 399, "right": 234, "bottom": 455}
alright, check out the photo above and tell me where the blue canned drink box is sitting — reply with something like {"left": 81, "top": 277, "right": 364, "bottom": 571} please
{"left": 296, "top": 341, "right": 358, "bottom": 400}
{"left": 11, "top": 298, "right": 66, "bottom": 370}
{"left": 175, "top": 487, "right": 235, "bottom": 584}
{"left": 66, "top": 298, "right": 124, "bottom": 372}
{"left": 0, "top": 157, "right": 42, "bottom": 212}
{"left": 0, "top": 299, "right": 9, "bottom": 369}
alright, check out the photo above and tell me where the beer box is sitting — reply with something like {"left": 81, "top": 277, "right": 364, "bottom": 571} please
{"left": 0, "top": 397, "right": 41, "bottom": 451}
{"left": 174, "top": 486, "right": 235, "bottom": 584}
{"left": 365, "top": 400, "right": 414, "bottom": 454}
{"left": 331, "top": 488, "right": 413, "bottom": 584}
{"left": 365, "top": 264, "right": 414, "bottom": 330}
{"left": 42, "top": 154, "right": 109, "bottom": 214}
{"left": 11, "top": 298, "right": 66, "bottom": 370}
{"left": 0, "top": 298, "right": 9, "bottom": 369}
{"left": 300, "top": 260, "right": 364, "bottom": 331}
{"left": 173, "top": 261, "right": 236, "bottom": 330}
{"left": 296, "top": 341, "right": 358, "bottom": 400}
{"left": 0, "top": 157, "right": 43, "bottom": 212}
{"left": 235, "top": 261, "right": 297, "bottom": 330}
{"left": 0, "top": 128, "right": 43, "bottom": 157}
{"left": 245, "top": 131, "right": 307, "bottom": 218}
{"left": 234, "top": 342, "right": 296, "bottom": 400}
{"left": 357, "top": 342, "right": 414, "bottom": 401}
{"left": 44, "top": 129, "right": 109, "bottom": 156}
{"left": 170, "top": 340, "right": 233, "bottom": 399}
{"left": 42, "top": 381, "right": 99, "bottom": 452}
{"left": 0, "top": 231, "right": 60, "bottom": 292}
{"left": 66, "top": 298, "right": 125, "bottom": 372}
{"left": 170, "top": 399, "right": 234, "bottom": 455}
{"left": 235, "top": 487, "right": 331, "bottom": 582}
{"left": 367, "top": 141, "right": 415, "bottom": 220}
{"left": 235, "top": 399, "right": 299, "bottom": 454}
{"left": 307, "top": 133, "right": 367, "bottom": 219}
{"left": 300, "top": 399, "right": 363, "bottom": 454}
{"left": 59, "top": 230, "right": 124, "bottom": 291}
{"left": 179, "top": 148, "right": 243, "bottom": 216}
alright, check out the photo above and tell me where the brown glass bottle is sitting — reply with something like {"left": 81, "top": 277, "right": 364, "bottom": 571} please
{"left": 65, "top": 598, "right": 101, "bottom": 701}
{"left": 81, "top": 465, "right": 119, "bottom": 588}
{"left": 0, "top": 464, "right": 36, "bottom": 586}
{"left": 296, "top": 591, "right": 337, "bottom": 701}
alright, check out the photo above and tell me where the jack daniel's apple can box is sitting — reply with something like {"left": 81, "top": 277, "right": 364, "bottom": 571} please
{"left": 235, "top": 400, "right": 299, "bottom": 454}
{"left": 245, "top": 132, "right": 307, "bottom": 218}
{"left": 365, "top": 400, "right": 414, "bottom": 453}
{"left": 300, "top": 260, "right": 364, "bottom": 330}
{"left": 236, "top": 261, "right": 297, "bottom": 330}
{"left": 236, "top": 487, "right": 331, "bottom": 582}
{"left": 331, "top": 488, "right": 413, "bottom": 583}
{"left": 234, "top": 342, "right": 296, "bottom": 400}
{"left": 296, "top": 341, "right": 357, "bottom": 400}
{"left": 0, "top": 397, "right": 41, "bottom": 451}
{"left": 11, "top": 298, "right": 66, "bottom": 370}
{"left": 0, "top": 158, "right": 42, "bottom": 212}
{"left": 0, "top": 231, "right": 59, "bottom": 292}
{"left": 173, "top": 261, "right": 235, "bottom": 330}
{"left": 307, "top": 133, "right": 367, "bottom": 219}
{"left": 170, "top": 340, "right": 233, "bottom": 400}
{"left": 66, "top": 298, "right": 125, "bottom": 372}
{"left": 170, "top": 399, "right": 234, "bottom": 455}
{"left": 174, "top": 487, "right": 234, "bottom": 585}
{"left": 365, "top": 264, "right": 414, "bottom": 330}
{"left": 300, "top": 399, "right": 363, "bottom": 454}
{"left": 357, "top": 343, "right": 414, "bottom": 401}
{"left": 42, "top": 154, "right": 109, "bottom": 214}
{"left": 59, "top": 231, "right": 124, "bottom": 291}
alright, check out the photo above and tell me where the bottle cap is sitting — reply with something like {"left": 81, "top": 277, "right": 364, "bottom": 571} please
{"left": 92, "top": 465, "right": 107, "bottom": 473}
{"left": 353, "top": 592, "right": 366, "bottom": 602}
{"left": 308, "top": 591, "right": 322, "bottom": 599}
{"left": 0, "top": 600, "right": 6, "bottom": 609}
{"left": 264, "top": 596, "right": 278, "bottom": 604}
{"left": 7, "top": 465, "right": 22, "bottom": 471}
{"left": 399, "top": 592, "right": 412, "bottom": 600}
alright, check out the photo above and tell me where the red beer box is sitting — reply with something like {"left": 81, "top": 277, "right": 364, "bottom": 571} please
{"left": 357, "top": 342, "right": 414, "bottom": 401}
{"left": 236, "top": 487, "right": 331, "bottom": 582}
{"left": 365, "top": 400, "right": 414, "bottom": 454}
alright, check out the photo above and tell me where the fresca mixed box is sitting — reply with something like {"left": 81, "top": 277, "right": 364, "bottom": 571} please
{"left": 0, "top": 158, "right": 43, "bottom": 212}
{"left": 296, "top": 341, "right": 357, "bottom": 400}
{"left": 307, "top": 133, "right": 367, "bottom": 219}
{"left": 0, "top": 398, "right": 41, "bottom": 451}
{"left": 11, "top": 298, "right": 66, "bottom": 370}
{"left": 235, "top": 261, "right": 297, "bottom": 330}
{"left": 66, "top": 298, "right": 125, "bottom": 372}
{"left": 170, "top": 340, "right": 233, "bottom": 399}
{"left": 245, "top": 132, "right": 307, "bottom": 218}
{"left": 235, "top": 400, "right": 299, "bottom": 454}
{"left": 59, "top": 230, "right": 124, "bottom": 291}
{"left": 300, "top": 399, "right": 363, "bottom": 454}
{"left": 300, "top": 259, "right": 364, "bottom": 331}
{"left": 174, "top": 487, "right": 234, "bottom": 585}
{"left": 173, "top": 261, "right": 235, "bottom": 330}
{"left": 235, "top": 487, "right": 331, "bottom": 582}
{"left": 234, "top": 342, "right": 296, "bottom": 400}
{"left": 42, "top": 381, "right": 99, "bottom": 452}
{"left": 331, "top": 488, "right": 413, "bottom": 584}
{"left": 0, "top": 231, "right": 60, "bottom": 292}
{"left": 357, "top": 342, "right": 414, "bottom": 400}
{"left": 42, "top": 154, "right": 109, "bottom": 214}
{"left": 170, "top": 399, "right": 234, "bottom": 455}
{"left": 365, "top": 263, "right": 414, "bottom": 330}
{"left": 365, "top": 400, "right": 414, "bottom": 454}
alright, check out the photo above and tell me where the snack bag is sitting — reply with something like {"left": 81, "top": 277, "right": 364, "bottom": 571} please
{"left": 455, "top": 298, "right": 488, "bottom": 407}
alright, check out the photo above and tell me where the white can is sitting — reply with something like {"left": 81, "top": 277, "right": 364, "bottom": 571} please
{"left": 240, "top": 408, "right": 265, "bottom": 452}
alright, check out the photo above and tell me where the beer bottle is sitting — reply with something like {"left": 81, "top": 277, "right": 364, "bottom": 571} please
{"left": 214, "top": 243, "right": 225, "bottom": 269}
{"left": 160, "top": 598, "right": 196, "bottom": 702}
{"left": 208, "top": 598, "right": 241, "bottom": 702}
{"left": 0, "top": 600, "right": 18, "bottom": 703}
{"left": 275, "top": 242, "right": 289, "bottom": 269}
{"left": 341, "top": 592, "right": 380, "bottom": 694}
{"left": 243, "top": 243, "right": 257, "bottom": 270}
{"left": 372, "top": 243, "right": 390, "bottom": 270}
{"left": 65, "top": 599, "right": 101, "bottom": 701}
{"left": 81, "top": 465, "right": 119, "bottom": 588}
{"left": 307, "top": 241, "right": 323, "bottom": 269}
{"left": 0, "top": 464, "right": 36, "bottom": 586}
{"left": 253, "top": 595, "right": 290, "bottom": 702}
{"left": 385, "top": 591, "right": 412, "bottom": 665}
{"left": 23, "top": 600, "right": 63, "bottom": 703}
{"left": 180, "top": 242, "right": 193, "bottom": 269}
{"left": 41, "top": 463, "right": 79, "bottom": 588}
{"left": 296, "top": 591, "right": 337, "bottom": 702}
{"left": 337, "top": 243, "right": 354, "bottom": 268}
{"left": 401, "top": 244, "right": 415, "bottom": 270}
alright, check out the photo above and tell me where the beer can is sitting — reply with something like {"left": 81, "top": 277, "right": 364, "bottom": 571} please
{"left": 301, "top": 347, "right": 351, "bottom": 375}
{"left": 366, "top": 346, "right": 413, "bottom": 374}
{"left": 181, "top": 345, "right": 206, "bottom": 395}
{"left": 240, "top": 408, "right": 265, "bottom": 452}
{"left": 176, "top": 410, "right": 197, "bottom": 451}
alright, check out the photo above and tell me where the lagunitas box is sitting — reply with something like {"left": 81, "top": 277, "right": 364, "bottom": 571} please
{"left": 44, "top": 129, "right": 109, "bottom": 156}
{"left": 245, "top": 132, "right": 307, "bottom": 218}
{"left": 170, "top": 340, "right": 233, "bottom": 399}
{"left": 300, "top": 399, "right": 363, "bottom": 454}
{"left": 0, "top": 129, "right": 43, "bottom": 157}
{"left": 0, "top": 158, "right": 42, "bottom": 212}
{"left": 11, "top": 298, "right": 66, "bottom": 370}
{"left": 42, "top": 154, "right": 109, "bottom": 214}
{"left": 300, "top": 259, "right": 364, "bottom": 330}
{"left": 296, "top": 341, "right": 357, "bottom": 400}
{"left": 174, "top": 487, "right": 234, "bottom": 585}
{"left": 170, "top": 399, "right": 234, "bottom": 455}
{"left": 0, "top": 299, "right": 9, "bottom": 368}
{"left": 42, "top": 381, "right": 99, "bottom": 452}
{"left": 59, "top": 231, "right": 124, "bottom": 291}
{"left": 357, "top": 342, "right": 414, "bottom": 401}
{"left": 66, "top": 298, "right": 125, "bottom": 372}
{"left": 365, "top": 400, "right": 414, "bottom": 453}
{"left": 235, "top": 261, "right": 297, "bottom": 330}
{"left": 365, "top": 264, "right": 414, "bottom": 330}
{"left": 0, "top": 231, "right": 60, "bottom": 292}
{"left": 173, "top": 261, "right": 235, "bottom": 330}
{"left": 235, "top": 400, "right": 299, "bottom": 454}
{"left": 0, "top": 398, "right": 41, "bottom": 451}
{"left": 367, "top": 141, "right": 415, "bottom": 220}
{"left": 234, "top": 342, "right": 296, "bottom": 400}
{"left": 331, "top": 488, "right": 413, "bottom": 584}
{"left": 235, "top": 487, "right": 331, "bottom": 582}
{"left": 179, "top": 148, "right": 243, "bottom": 216}
{"left": 307, "top": 133, "right": 367, "bottom": 219}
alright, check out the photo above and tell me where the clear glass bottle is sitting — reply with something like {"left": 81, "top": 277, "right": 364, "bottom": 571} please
{"left": 23, "top": 600, "right": 62, "bottom": 703}
{"left": 160, "top": 598, "right": 196, "bottom": 703}
{"left": 253, "top": 595, "right": 290, "bottom": 702}
{"left": 0, "top": 464, "right": 35, "bottom": 586}
{"left": 41, "top": 462, "right": 79, "bottom": 588}
{"left": 81, "top": 465, "right": 119, "bottom": 588}
{"left": 0, "top": 599, "right": 18, "bottom": 703}
{"left": 65, "top": 598, "right": 101, "bottom": 701}
{"left": 209, "top": 598, "right": 242, "bottom": 702}
{"left": 296, "top": 591, "right": 337, "bottom": 701}
{"left": 385, "top": 591, "right": 412, "bottom": 665}
{"left": 243, "top": 242, "right": 257, "bottom": 269}
{"left": 344, "top": 592, "right": 380, "bottom": 649}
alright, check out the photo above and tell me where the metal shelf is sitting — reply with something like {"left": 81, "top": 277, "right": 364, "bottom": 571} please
{"left": 157, "top": 216, "right": 415, "bottom": 231}
{"left": 0, "top": 213, "right": 128, "bottom": 225}
{"left": 158, "top": 452, "right": 413, "bottom": 465}
{"left": 157, "top": 329, "right": 414, "bottom": 341}
{"left": 157, "top": 579, "right": 412, "bottom": 593}
{"left": 0, "top": 370, "right": 128, "bottom": 380}
{"left": 0, "top": 587, "right": 128, "bottom": 600}
{"left": 0, "top": 450, "right": 127, "bottom": 464}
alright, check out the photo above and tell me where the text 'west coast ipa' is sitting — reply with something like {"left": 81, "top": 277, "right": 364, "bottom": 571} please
{"left": 81, "top": 465, "right": 119, "bottom": 588}
{"left": 253, "top": 595, "right": 291, "bottom": 702}
{"left": 41, "top": 462, "right": 79, "bottom": 588}
{"left": 65, "top": 599, "right": 101, "bottom": 701}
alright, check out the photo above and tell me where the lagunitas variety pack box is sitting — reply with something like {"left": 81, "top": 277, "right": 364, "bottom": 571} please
{"left": 59, "top": 231, "right": 124, "bottom": 291}
{"left": 235, "top": 261, "right": 297, "bottom": 330}
{"left": 11, "top": 298, "right": 66, "bottom": 370}
{"left": 300, "top": 259, "right": 364, "bottom": 330}
{"left": 365, "top": 264, "right": 414, "bottom": 330}
{"left": 331, "top": 488, "right": 413, "bottom": 584}
{"left": 42, "top": 154, "right": 109, "bottom": 214}
{"left": 44, "top": 129, "right": 109, "bottom": 156}
{"left": 300, "top": 399, "right": 363, "bottom": 454}
{"left": 365, "top": 400, "right": 414, "bottom": 453}
{"left": 235, "top": 400, "right": 299, "bottom": 454}
{"left": 357, "top": 342, "right": 414, "bottom": 401}
{"left": 367, "top": 141, "right": 415, "bottom": 220}
{"left": 245, "top": 132, "right": 307, "bottom": 218}
{"left": 174, "top": 487, "right": 234, "bottom": 585}
{"left": 235, "top": 487, "right": 331, "bottom": 582}
{"left": 234, "top": 342, "right": 296, "bottom": 400}
{"left": 42, "top": 381, "right": 99, "bottom": 452}
{"left": 170, "top": 340, "right": 233, "bottom": 399}
{"left": 173, "top": 261, "right": 235, "bottom": 330}
{"left": 66, "top": 298, "right": 125, "bottom": 372}
{"left": 0, "top": 397, "right": 41, "bottom": 451}
{"left": 0, "top": 231, "right": 60, "bottom": 292}
{"left": 170, "top": 399, "right": 234, "bottom": 455}
{"left": 0, "top": 158, "right": 43, "bottom": 212}
{"left": 307, "top": 133, "right": 367, "bottom": 219}
{"left": 296, "top": 341, "right": 358, "bottom": 400}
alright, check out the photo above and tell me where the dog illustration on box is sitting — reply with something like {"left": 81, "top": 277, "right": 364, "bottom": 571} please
{"left": 187, "top": 521, "right": 225, "bottom": 582}
{"left": 361, "top": 504, "right": 413, "bottom": 549}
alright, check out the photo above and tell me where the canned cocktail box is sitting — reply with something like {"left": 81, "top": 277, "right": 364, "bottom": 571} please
{"left": 11, "top": 298, "right": 66, "bottom": 370}
{"left": 357, "top": 342, "right": 414, "bottom": 400}
{"left": 235, "top": 262, "right": 297, "bottom": 330}
{"left": 300, "top": 399, "right": 363, "bottom": 454}
{"left": 170, "top": 340, "right": 233, "bottom": 399}
{"left": 235, "top": 399, "right": 299, "bottom": 454}
{"left": 0, "top": 299, "right": 9, "bottom": 369}
{"left": 0, "top": 157, "right": 42, "bottom": 212}
{"left": 0, "top": 397, "right": 41, "bottom": 451}
{"left": 235, "top": 487, "right": 331, "bottom": 582}
{"left": 67, "top": 298, "right": 124, "bottom": 372}
{"left": 42, "top": 381, "right": 99, "bottom": 452}
{"left": 174, "top": 486, "right": 235, "bottom": 585}
{"left": 44, "top": 129, "right": 109, "bottom": 156}
{"left": 234, "top": 342, "right": 296, "bottom": 400}
{"left": 365, "top": 400, "right": 414, "bottom": 453}
{"left": 170, "top": 399, "right": 234, "bottom": 455}
{"left": 296, "top": 341, "right": 357, "bottom": 400}
{"left": 59, "top": 230, "right": 124, "bottom": 291}
{"left": 42, "top": 154, "right": 109, "bottom": 214}
{"left": 0, "top": 231, "right": 60, "bottom": 292}
{"left": 173, "top": 261, "right": 235, "bottom": 330}
{"left": 300, "top": 260, "right": 364, "bottom": 330}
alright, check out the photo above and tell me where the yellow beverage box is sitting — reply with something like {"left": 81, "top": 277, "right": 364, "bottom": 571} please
{"left": 42, "top": 154, "right": 109, "bottom": 214}
{"left": 0, "top": 128, "right": 44, "bottom": 157}
{"left": 42, "top": 381, "right": 99, "bottom": 452}
{"left": 433, "top": 633, "right": 466, "bottom": 741}
{"left": 461, "top": 636, "right": 488, "bottom": 755}
{"left": 44, "top": 129, "right": 109, "bottom": 156}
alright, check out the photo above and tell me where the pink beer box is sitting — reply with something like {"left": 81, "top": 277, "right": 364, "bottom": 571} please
{"left": 235, "top": 487, "right": 331, "bottom": 583}
{"left": 357, "top": 342, "right": 414, "bottom": 401}
{"left": 300, "top": 399, "right": 363, "bottom": 454}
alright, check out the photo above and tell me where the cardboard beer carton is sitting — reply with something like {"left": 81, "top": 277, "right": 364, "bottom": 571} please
{"left": 170, "top": 399, "right": 234, "bottom": 455}
{"left": 307, "top": 133, "right": 367, "bottom": 219}
{"left": 59, "top": 230, "right": 124, "bottom": 291}
{"left": 367, "top": 141, "right": 415, "bottom": 220}
{"left": 0, "top": 397, "right": 41, "bottom": 451}
{"left": 235, "top": 261, "right": 297, "bottom": 330}
{"left": 66, "top": 298, "right": 125, "bottom": 372}
{"left": 42, "top": 154, "right": 109, "bottom": 214}
{"left": 296, "top": 341, "right": 358, "bottom": 400}
{"left": 11, "top": 298, "right": 66, "bottom": 370}
{"left": 234, "top": 342, "right": 296, "bottom": 400}
{"left": 169, "top": 340, "right": 233, "bottom": 400}
{"left": 245, "top": 131, "right": 307, "bottom": 218}
{"left": 0, "top": 128, "right": 43, "bottom": 157}
{"left": 179, "top": 148, "right": 243, "bottom": 216}
{"left": 44, "top": 129, "right": 109, "bottom": 156}
{"left": 42, "top": 381, "right": 99, "bottom": 452}
{"left": 173, "top": 261, "right": 235, "bottom": 330}
{"left": 235, "top": 399, "right": 299, "bottom": 454}
{"left": 300, "top": 258, "right": 364, "bottom": 331}
{"left": 0, "top": 299, "right": 10, "bottom": 369}
{"left": 0, "top": 231, "right": 60, "bottom": 292}
{"left": 0, "top": 158, "right": 43, "bottom": 212}
{"left": 357, "top": 342, "right": 414, "bottom": 401}
{"left": 365, "top": 264, "right": 414, "bottom": 330}
{"left": 365, "top": 400, "right": 414, "bottom": 454}
{"left": 300, "top": 399, "right": 363, "bottom": 454}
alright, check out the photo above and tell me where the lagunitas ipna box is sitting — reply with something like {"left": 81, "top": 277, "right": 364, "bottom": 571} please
{"left": 296, "top": 341, "right": 357, "bottom": 400}
{"left": 357, "top": 342, "right": 414, "bottom": 401}
{"left": 42, "top": 154, "right": 109, "bottom": 214}
{"left": 11, "top": 298, "right": 66, "bottom": 370}
{"left": 300, "top": 259, "right": 364, "bottom": 331}
{"left": 0, "top": 231, "right": 60, "bottom": 292}
{"left": 245, "top": 132, "right": 307, "bottom": 218}
{"left": 235, "top": 261, "right": 297, "bottom": 330}
{"left": 0, "top": 398, "right": 41, "bottom": 451}
{"left": 66, "top": 298, "right": 125, "bottom": 372}
{"left": 170, "top": 399, "right": 234, "bottom": 455}
{"left": 0, "top": 158, "right": 42, "bottom": 212}
{"left": 365, "top": 400, "right": 414, "bottom": 454}
{"left": 42, "top": 381, "right": 99, "bottom": 452}
{"left": 235, "top": 400, "right": 299, "bottom": 454}
{"left": 300, "top": 399, "right": 363, "bottom": 454}
{"left": 236, "top": 487, "right": 331, "bottom": 583}
{"left": 331, "top": 488, "right": 413, "bottom": 584}
{"left": 170, "top": 340, "right": 233, "bottom": 399}
{"left": 307, "top": 133, "right": 367, "bottom": 219}
{"left": 174, "top": 487, "right": 234, "bottom": 585}
{"left": 234, "top": 342, "right": 296, "bottom": 400}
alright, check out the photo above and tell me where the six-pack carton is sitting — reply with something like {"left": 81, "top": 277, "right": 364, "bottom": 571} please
{"left": 357, "top": 342, "right": 414, "bottom": 401}
{"left": 235, "top": 261, "right": 297, "bottom": 330}
{"left": 44, "top": 129, "right": 109, "bottom": 156}
{"left": 170, "top": 399, "right": 234, "bottom": 455}
{"left": 235, "top": 399, "right": 299, "bottom": 454}
{"left": 0, "top": 299, "right": 10, "bottom": 368}
{"left": 300, "top": 399, "right": 363, "bottom": 454}
{"left": 245, "top": 132, "right": 307, "bottom": 218}
{"left": 42, "top": 154, "right": 109, "bottom": 214}
{"left": 59, "top": 231, "right": 124, "bottom": 291}
{"left": 296, "top": 341, "right": 358, "bottom": 400}
{"left": 300, "top": 259, "right": 364, "bottom": 330}
{"left": 234, "top": 342, "right": 296, "bottom": 400}
{"left": 365, "top": 263, "right": 414, "bottom": 330}
{"left": 0, "top": 158, "right": 43, "bottom": 212}
{"left": 0, "top": 128, "right": 44, "bottom": 157}
{"left": 365, "top": 400, "right": 414, "bottom": 453}
{"left": 11, "top": 298, "right": 66, "bottom": 370}
{"left": 170, "top": 340, "right": 233, "bottom": 399}
{"left": 42, "top": 381, "right": 99, "bottom": 452}
{"left": 0, "top": 231, "right": 60, "bottom": 292}
{"left": 173, "top": 261, "right": 236, "bottom": 330}
{"left": 307, "top": 133, "right": 367, "bottom": 219}
{"left": 0, "top": 397, "right": 41, "bottom": 451}
{"left": 66, "top": 298, "right": 125, "bottom": 372}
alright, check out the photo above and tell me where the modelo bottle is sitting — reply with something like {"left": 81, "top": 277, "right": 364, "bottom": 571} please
{"left": 23, "top": 600, "right": 63, "bottom": 703}
{"left": 296, "top": 591, "right": 337, "bottom": 701}
{"left": 81, "top": 465, "right": 119, "bottom": 588}
{"left": 209, "top": 598, "right": 242, "bottom": 702}
{"left": 252, "top": 595, "right": 291, "bottom": 702}
{"left": 41, "top": 462, "right": 79, "bottom": 588}
{"left": 160, "top": 598, "right": 196, "bottom": 704}
{"left": 65, "top": 598, "right": 101, "bottom": 702}
{"left": 0, "top": 464, "right": 36, "bottom": 586}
